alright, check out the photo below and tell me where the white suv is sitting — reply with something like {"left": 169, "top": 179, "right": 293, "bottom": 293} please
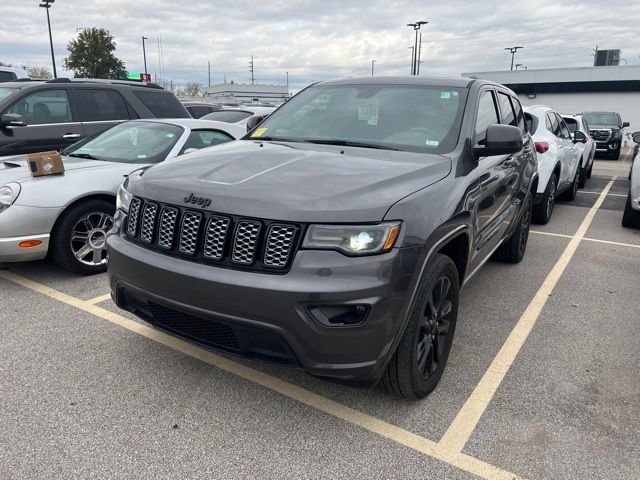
{"left": 524, "top": 105, "right": 582, "bottom": 224}
{"left": 562, "top": 114, "right": 596, "bottom": 188}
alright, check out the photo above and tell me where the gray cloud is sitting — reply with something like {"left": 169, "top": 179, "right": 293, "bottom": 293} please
{"left": 1, "top": 0, "right": 639, "bottom": 90}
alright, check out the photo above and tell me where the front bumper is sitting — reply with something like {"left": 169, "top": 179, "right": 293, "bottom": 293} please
{"left": 0, "top": 233, "right": 50, "bottom": 262}
{"left": 107, "top": 234, "right": 421, "bottom": 384}
{"left": 0, "top": 204, "right": 60, "bottom": 263}
{"left": 595, "top": 141, "right": 620, "bottom": 153}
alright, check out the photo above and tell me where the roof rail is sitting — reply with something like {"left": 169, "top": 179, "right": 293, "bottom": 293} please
{"left": 45, "top": 78, "right": 164, "bottom": 89}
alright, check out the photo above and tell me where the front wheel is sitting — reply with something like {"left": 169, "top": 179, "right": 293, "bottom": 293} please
{"left": 561, "top": 167, "right": 579, "bottom": 201}
{"left": 532, "top": 173, "right": 557, "bottom": 224}
{"left": 50, "top": 199, "right": 115, "bottom": 275}
{"left": 380, "top": 253, "right": 459, "bottom": 400}
{"left": 622, "top": 193, "right": 640, "bottom": 228}
{"left": 494, "top": 192, "right": 532, "bottom": 264}
{"left": 578, "top": 162, "right": 587, "bottom": 188}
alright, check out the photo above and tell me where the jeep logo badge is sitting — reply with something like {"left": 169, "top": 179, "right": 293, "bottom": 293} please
{"left": 183, "top": 193, "right": 212, "bottom": 208}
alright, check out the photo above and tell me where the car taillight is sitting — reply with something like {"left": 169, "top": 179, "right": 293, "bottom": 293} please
{"left": 535, "top": 142, "right": 549, "bottom": 154}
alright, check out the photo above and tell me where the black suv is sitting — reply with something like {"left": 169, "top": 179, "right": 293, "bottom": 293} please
{"left": 0, "top": 78, "right": 189, "bottom": 156}
{"left": 582, "top": 111, "right": 630, "bottom": 160}
{"left": 107, "top": 77, "right": 538, "bottom": 399}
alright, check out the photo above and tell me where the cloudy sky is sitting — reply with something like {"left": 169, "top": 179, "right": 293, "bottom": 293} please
{"left": 2, "top": 0, "right": 639, "bottom": 90}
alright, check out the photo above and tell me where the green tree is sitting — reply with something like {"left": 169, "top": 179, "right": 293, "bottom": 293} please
{"left": 63, "top": 28, "right": 128, "bottom": 79}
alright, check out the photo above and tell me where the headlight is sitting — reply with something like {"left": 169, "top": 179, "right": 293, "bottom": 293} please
{"left": 302, "top": 222, "right": 400, "bottom": 255}
{"left": 0, "top": 182, "right": 21, "bottom": 213}
{"left": 116, "top": 179, "right": 132, "bottom": 213}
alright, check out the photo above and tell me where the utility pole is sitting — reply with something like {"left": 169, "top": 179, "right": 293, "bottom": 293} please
{"left": 505, "top": 46, "right": 523, "bottom": 71}
{"left": 417, "top": 32, "right": 423, "bottom": 75}
{"left": 249, "top": 56, "right": 255, "bottom": 85}
{"left": 286, "top": 71, "right": 289, "bottom": 90}
{"left": 407, "top": 21, "right": 428, "bottom": 75}
{"left": 142, "top": 36, "right": 148, "bottom": 78}
{"left": 208, "top": 61, "right": 211, "bottom": 86}
{"left": 371, "top": 59, "right": 376, "bottom": 76}
{"left": 408, "top": 46, "right": 414, "bottom": 75}
{"left": 39, "top": 0, "right": 57, "bottom": 79}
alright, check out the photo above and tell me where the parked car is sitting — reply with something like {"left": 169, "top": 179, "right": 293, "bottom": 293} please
{"left": 581, "top": 111, "right": 629, "bottom": 160}
{"left": 0, "top": 78, "right": 190, "bottom": 157}
{"left": 108, "top": 76, "right": 538, "bottom": 400}
{"left": 562, "top": 114, "right": 596, "bottom": 187}
{"left": 524, "top": 105, "right": 582, "bottom": 224}
{"left": 0, "top": 67, "right": 29, "bottom": 83}
{"left": 0, "top": 118, "right": 243, "bottom": 274}
{"left": 201, "top": 106, "right": 275, "bottom": 128}
{"left": 182, "top": 101, "right": 221, "bottom": 118}
{"left": 622, "top": 132, "right": 640, "bottom": 228}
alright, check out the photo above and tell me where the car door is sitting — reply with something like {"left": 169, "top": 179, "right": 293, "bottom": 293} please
{"left": 73, "top": 88, "right": 132, "bottom": 138}
{"left": 556, "top": 113, "right": 578, "bottom": 186}
{"left": 0, "top": 87, "right": 84, "bottom": 155}
{"left": 469, "top": 88, "right": 520, "bottom": 263}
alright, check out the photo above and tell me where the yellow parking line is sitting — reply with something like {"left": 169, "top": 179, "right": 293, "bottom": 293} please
{"left": 531, "top": 230, "right": 640, "bottom": 250}
{"left": 85, "top": 293, "right": 112, "bottom": 305}
{"left": 579, "top": 190, "right": 626, "bottom": 197}
{"left": 439, "top": 177, "right": 617, "bottom": 452}
{"left": 0, "top": 269, "right": 523, "bottom": 480}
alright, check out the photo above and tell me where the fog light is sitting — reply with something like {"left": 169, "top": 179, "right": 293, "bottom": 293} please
{"left": 308, "top": 305, "right": 370, "bottom": 326}
{"left": 19, "top": 240, "right": 42, "bottom": 248}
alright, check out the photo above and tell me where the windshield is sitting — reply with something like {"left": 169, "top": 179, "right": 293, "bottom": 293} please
{"left": 62, "top": 121, "right": 183, "bottom": 164}
{"left": 582, "top": 113, "right": 620, "bottom": 126}
{"left": 0, "top": 87, "right": 16, "bottom": 102}
{"left": 246, "top": 84, "right": 468, "bottom": 154}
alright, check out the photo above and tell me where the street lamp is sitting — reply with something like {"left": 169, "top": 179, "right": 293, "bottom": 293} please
{"left": 407, "top": 21, "right": 428, "bottom": 75}
{"left": 371, "top": 59, "right": 376, "bottom": 76}
{"left": 141, "top": 36, "right": 149, "bottom": 79}
{"left": 39, "top": 0, "right": 57, "bottom": 79}
{"left": 505, "top": 46, "right": 524, "bottom": 71}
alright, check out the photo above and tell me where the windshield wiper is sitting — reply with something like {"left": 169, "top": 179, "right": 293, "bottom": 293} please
{"left": 303, "top": 139, "right": 401, "bottom": 151}
{"left": 67, "top": 152, "right": 102, "bottom": 160}
{"left": 254, "top": 136, "right": 309, "bottom": 143}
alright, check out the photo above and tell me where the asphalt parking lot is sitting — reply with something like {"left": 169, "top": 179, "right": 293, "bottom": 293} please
{"left": 1, "top": 153, "right": 639, "bottom": 480}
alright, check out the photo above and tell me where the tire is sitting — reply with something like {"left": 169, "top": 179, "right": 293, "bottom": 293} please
{"left": 50, "top": 199, "right": 115, "bottom": 275}
{"left": 577, "top": 161, "right": 587, "bottom": 188}
{"left": 611, "top": 148, "right": 621, "bottom": 161}
{"left": 587, "top": 162, "right": 593, "bottom": 179}
{"left": 561, "top": 167, "right": 579, "bottom": 201}
{"left": 622, "top": 193, "right": 640, "bottom": 228}
{"left": 532, "top": 173, "right": 557, "bottom": 225}
{"left": 494, "top": 192, "right": 532, "bottom": 264}
{"left": 380, "top": 253, "right": 459, "bottom": 400}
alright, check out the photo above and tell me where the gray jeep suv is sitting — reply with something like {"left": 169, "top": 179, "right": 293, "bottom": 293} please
{"left": 107, "top": 76, "right": 538, "bottom": 399}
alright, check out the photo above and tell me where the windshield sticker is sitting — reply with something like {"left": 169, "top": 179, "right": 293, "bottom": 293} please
{"left": 425, "top": 140, "right": 440, "bottom": 147}
{"left": 166, "top": 133, "right": 175, "bottom": 138}
{"left": 358, "top": 99, "right": 379, "bottom": 126}
{"left": 251, "top": 127, "right": 268, "bottom": 138}
{"left": 137, "top": 154, "right": 147, "bottom": 159}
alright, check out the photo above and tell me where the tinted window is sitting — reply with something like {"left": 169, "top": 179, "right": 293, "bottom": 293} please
{"left": 475, "top": 90, "right": 499, "bottom": 145}
{"left": 546, "top": 113, "right": 560, "bottom": 136}
{"left": 563, "top": 117, "right": 578, "bottom": 134}
{"left": 187, "top": 106, "right": 215, "bottom": 118}
{"left": 179, "top": 129, "right": 235, "bottom": 154}
{"left": 0, "top": 71, "right": 17, "bottom": 82}
{"left": 497, "top": 92, "right": 516, "bottom": 127}
{"left": 252, "top": 84, "right": 468, "bottom": 154}
{"left": 63, "top": 121, "right": 183, "bottom": 163}
{"left": 524, "top": 112, "right": 538, "bottom": 135}
{"left": 7, "top": 89, "right": 73, "bottom": 125}
{"left": 133, "top": 91, "right": 189, "bottom": 118}
{"left": 557, "top": 114, "right": 572, "bottom": 139}
{"left": 75, "top": 89, "right": 130, "bottom": 122}
{"left": 0, "top": 87, "right": 16, "bottom": 102}
{"left": 202, "top": 110, "right": 253, "bottom": 123}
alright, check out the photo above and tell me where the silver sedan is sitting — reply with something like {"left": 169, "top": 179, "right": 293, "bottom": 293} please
{"left": 0, "top": 118, "right": 245, "bottom": 273}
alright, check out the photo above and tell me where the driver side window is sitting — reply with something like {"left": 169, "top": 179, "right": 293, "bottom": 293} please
{"left": 474, "top": 90, "right": 499, "bottom": 146}
{"left": 7, "top": 89, "right": 73, "bottom": 125}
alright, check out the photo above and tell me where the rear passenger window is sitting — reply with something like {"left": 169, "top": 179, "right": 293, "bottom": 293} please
{"left": 497, "top": 93, "right": 517, "bottom": 127}
{"left": 133, "top": 91, "right": 189, "bottom": 118}
{"left": 474, "top": 91, "right": 499, "bottom": 145}
{"left": 75, "top": 89, "right": 130, "bottom": 122}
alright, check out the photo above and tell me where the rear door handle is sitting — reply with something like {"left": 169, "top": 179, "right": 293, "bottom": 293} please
{"left": 63, "top": 133, "right": 81, "bottom": 139}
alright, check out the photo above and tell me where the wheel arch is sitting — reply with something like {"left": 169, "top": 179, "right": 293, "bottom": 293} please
{"left": 50, "top": 193, "right": 116, "bottom": 239}
{"left": 435, "top": 230, "right": 470, "bottom": 286}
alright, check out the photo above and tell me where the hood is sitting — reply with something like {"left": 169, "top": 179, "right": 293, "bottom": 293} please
{"left": 131, "top": 140, "right": 451, "bottom": 223}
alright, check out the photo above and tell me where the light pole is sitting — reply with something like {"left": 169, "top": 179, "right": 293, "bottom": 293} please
{"left": 407, "top": 21, "right": 428, "bottom": 75}
{"left": 408, "top": 46, "right": 414, "bottom": 74}
{"left": 142, "top": 36, "right": 149, "bottom": 79}
{"left": 371, "top": 59, "right": 376, "bottom": 76}
{"left": 39, "top": 0, "right": 57, "bottom": 79}
{"left": 505, "top": 46, "right": 523, "bottom": 71}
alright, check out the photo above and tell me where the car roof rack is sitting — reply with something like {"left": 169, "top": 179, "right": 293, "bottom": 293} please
{"left": 45, "top": 78, "right": 164, "bottom": 89}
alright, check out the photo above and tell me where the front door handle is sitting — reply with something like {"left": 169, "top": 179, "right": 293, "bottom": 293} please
{"left": 63, "top": 133, "right": 81, "bottom": 139}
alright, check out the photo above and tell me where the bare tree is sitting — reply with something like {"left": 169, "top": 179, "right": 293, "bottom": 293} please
{"left": 27, "top": 65, "right": 53, "bottom": 80}
{"left": 183, "top": 82, "right": 202, "bottom": 97}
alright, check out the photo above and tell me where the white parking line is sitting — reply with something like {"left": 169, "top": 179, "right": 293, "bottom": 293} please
{"left": 579, "top": 190, "right": 626, "bottom": 197}
{"left": 438, "top": 177, "right": 616, "bottom": 453}
{"left": 531, "top": 230, "right": 640, "bottom": 250}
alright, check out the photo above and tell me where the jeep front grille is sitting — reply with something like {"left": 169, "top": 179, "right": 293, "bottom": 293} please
{"left": 124, "top": 196, "right": 300, "bottom": 272}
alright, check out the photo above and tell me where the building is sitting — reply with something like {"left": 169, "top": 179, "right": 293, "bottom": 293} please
{"left": 203, "top": 82, "right": 289, "bottom": 105}
{"left": 462, "top": 65, "right": 640, "bottom": 144}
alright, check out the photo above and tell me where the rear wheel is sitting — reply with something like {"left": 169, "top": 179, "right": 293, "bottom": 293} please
{"left": 494, "top": 193, "right": 532, "bottom": 264}
{"left": 380, "top": 253, "right": 459, "bottom": 400}
{"left": 622, "top": 193, "right": 640, "bottom": 228}
{"left": 532, "top": 173, "right": 557, "bottom": 224}
{"left": 50, "top": 199, "right": 115, "bottom": 275}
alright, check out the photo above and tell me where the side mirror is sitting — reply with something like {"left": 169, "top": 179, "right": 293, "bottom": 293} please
{"left": 573, "top": 131, "right": 587, "bottom": 144}
{"left": 246, "top": 114, "right": 268, "bottom": 132}
{"left": 622, "top": 121, "right": 630, "bottom": 128}
{"left": 632, "top": 131, "right": 640, "bottom": 144}
{"left": 473, "top": 124, "right": 524, "bottom": 158}
{"left": 1, "top": 113, "right": 26, "bottom": 129}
